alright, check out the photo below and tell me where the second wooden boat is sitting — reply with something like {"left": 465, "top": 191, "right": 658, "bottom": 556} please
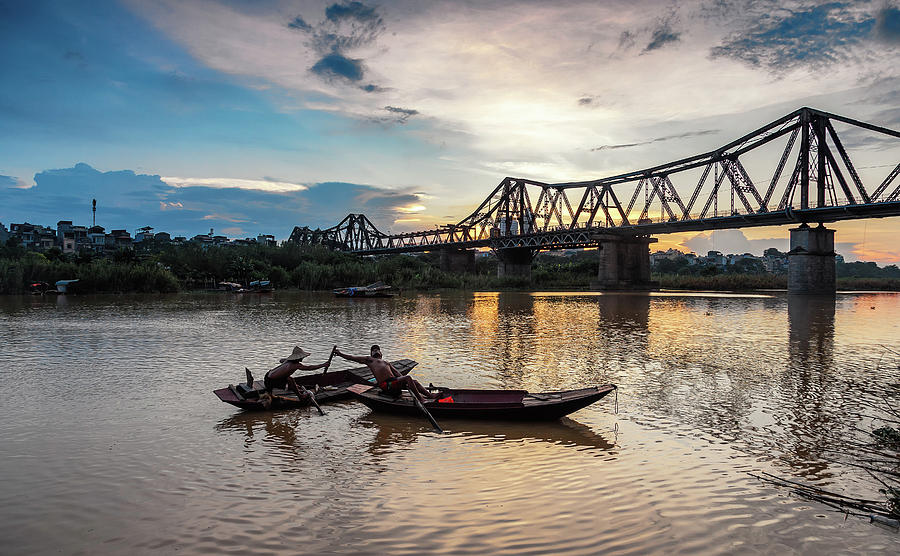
{"left": 347, "top": 383, "right": 616, "bottom": 421}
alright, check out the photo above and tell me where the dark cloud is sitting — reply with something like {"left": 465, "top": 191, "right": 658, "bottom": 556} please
{"left": 287, "top": 2, "right": 385, "bottom": 84}
{"left": 710, "top": 3, "right": 875, "bottom": 70}
{"left": 325, "top": 1, "right": 381, "bottom": 25}
{"left": 0, "top": 163, "right": 423, "bottom": 239}
{"left": 643, "top": 14, "right": 681, "bottom": 52}
{"left": 381, "top": 106, "right": 419, "bottom": 124}
{"left": 591, "top": 129, "right": 719, "bottom": 151}
{"left": 287, "top": 16, "right": 311, "bottom": 31}
{"left": 578, "top": 96, "right": 594, "bottom": 106}
{"left": 311, "top": 52, "right": 364, "bottom": 81}
{"left": 361, "top": 83, "right": 387, "bottom": 93}
{"left": 875, "top": 6, "right": 900, "bottom": 44}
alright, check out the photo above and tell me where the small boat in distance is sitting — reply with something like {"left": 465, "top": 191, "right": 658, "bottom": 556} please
{"left": 29, "top": 281, "right": 52, "bottom": 295}
{"left": 347, "top": 384, "right": 617, "bottom": 421}
{"left": 55, "top": 279, "right": 79, "bottom": 294}
{"left": 333, "top": 281, "right": 395, "bottom": 298}
{"left": 213, "top": 359, "right": 417, "bottom": 411}
{"left": 248, "top": 280, "right": 274, "bottom": 292}
{"left": 215, "top": 281, "right": 243, "bottom": 292}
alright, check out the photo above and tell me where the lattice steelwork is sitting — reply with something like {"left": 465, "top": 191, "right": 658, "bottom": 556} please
{"left": 289, "top": 107, "right": 900, "bottom": 254}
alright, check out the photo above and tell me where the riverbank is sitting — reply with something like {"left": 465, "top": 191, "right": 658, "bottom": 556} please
{"left": 654, "top": 273, "right": 900, "bottom": 291}
{"left": 3, "top": 241, "right": 899, "bottom": 294}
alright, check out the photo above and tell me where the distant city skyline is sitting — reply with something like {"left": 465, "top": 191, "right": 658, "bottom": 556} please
{"left": 2, "top": 1, "right": 899, "bottom": 262}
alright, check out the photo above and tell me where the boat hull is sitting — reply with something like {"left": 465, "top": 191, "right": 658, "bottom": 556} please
{"left": 214, "top": 359, "right": 417, "bottom": 411}
{"left": 347, "top": 384, "right": 616, "bottom": 421}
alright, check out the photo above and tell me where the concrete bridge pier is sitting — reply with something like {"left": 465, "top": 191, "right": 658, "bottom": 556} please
{"left": 495, "top": 247, "right": 534, "bottom": 278}
{"left": 439, "top": 248, "right": 476, "bottom": 273}
{"left": 788, "top": 224, "right": 835, "bottom": 294}
{"left": 592, "top": 234, "right": 658, "bottom": 290}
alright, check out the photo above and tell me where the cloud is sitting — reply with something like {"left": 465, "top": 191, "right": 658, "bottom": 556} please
{"left": 0, "top": 163, "right": 433, "bottom": 239}
{"left": 361, "top": 83, "right": 388, "bottom": 93}
{"left": 202, "top": 213, "right": 249, "bottom": 223}
{"left": 591, "top": 129, "right": 719, "bottom": 151}
{"left": 286, "top": 1, "right": 385, "bottom": 84}
{"left": 680, "top": 229, "right": 788, "bottom": 256}
{"left": 710, "top": 3, "right": 876, "bottom": 70}
{"left": 311, "top": 52, "right": 365, "bottom": 81}
{"left": 643, "top": 11, "right": 682, "bottom": 53}
{"left": 852, "top": 245, "right": 900, "bottom": 264}
{"left": 326, "top": 1, "right": 382, "bottom": 25}
{"left": 618, "top": 29, "right": 636, "bottom": 50}
{"left": 395, "top": 204, "right": 426, "bottom": 213}
{"left": 159, "top": 201, "right": 184, "bottom": 210}
{"left": 161, "top": 176, "right": 308, "bottom": 192}
{"left": 129, "top": 0, "right": 900, "bottom": 187}
{"left": 382, "top": 105, "right": 419, "bottom": 123}
{"left": 287, "top": 16, "right": 311, "bottom": 32}
{"left": 0, "top": 174, "right": 30, "bottom": 189}
{"left": 874, "top": 5, "right": 900, "bottom": 44}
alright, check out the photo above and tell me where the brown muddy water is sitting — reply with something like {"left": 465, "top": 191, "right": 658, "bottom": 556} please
{"left": 1, "top": 291, "right": 899, "bottom": 555}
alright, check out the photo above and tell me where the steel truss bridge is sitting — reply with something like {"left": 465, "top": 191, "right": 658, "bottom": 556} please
{"left": 289, "top": 107, "right": 900, "bottom": 255}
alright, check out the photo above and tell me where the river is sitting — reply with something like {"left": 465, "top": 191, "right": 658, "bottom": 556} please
{"left": 1, "top": 291, "right": 899, "bottom": 554}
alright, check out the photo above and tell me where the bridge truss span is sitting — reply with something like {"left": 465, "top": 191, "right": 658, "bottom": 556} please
{"left": 289, "top": 107, "right": 900, "bottom": 254}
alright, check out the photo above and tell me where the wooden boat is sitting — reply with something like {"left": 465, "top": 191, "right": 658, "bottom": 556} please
{"left": 248, "top": 280, "right": 274, "bottom": 292}
{"left": 347, "top": 383, "right": 617, "bottom": 421}
{"left": 214, "top": 359, "right": 417, "bottom": 411}
{"left": 333, "top": 281, "right": 395, "bottom": 298}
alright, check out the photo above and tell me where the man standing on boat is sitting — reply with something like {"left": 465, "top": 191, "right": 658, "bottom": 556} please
{"left": 264, "top": 346, "right": 330, "bottom": 396}
{"left": 332, "top": 345, "right": 439, "bottom": 402}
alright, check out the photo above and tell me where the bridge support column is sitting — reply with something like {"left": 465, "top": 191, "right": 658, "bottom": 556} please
{"left": 788, "top": 224, "right": 835, "bottom": 294}
{"left": 495, "top": 247, "right": 534, "bottom": 279}
{"left": 592, "top": 234, "right": 658, "bottom": 290}
{"left": 439, "top": 248, "right": 475, "bottom": 273}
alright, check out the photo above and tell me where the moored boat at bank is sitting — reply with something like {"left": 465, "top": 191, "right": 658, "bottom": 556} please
{"left": 333, "top": 281, "right": 395, "bottom": 298}
{"left": 347, "top": 383, "right": 617, "bottom": 421}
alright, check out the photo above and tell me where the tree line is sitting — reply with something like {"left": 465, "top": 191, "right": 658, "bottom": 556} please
{"left": 2, "top": 238, "right": 898, "bottom": 294}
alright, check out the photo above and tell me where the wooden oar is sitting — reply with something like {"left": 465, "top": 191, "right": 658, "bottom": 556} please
{"left": 301, "top": 384, "right": 325, "bottom": 416}
{"left": 287, "top": 376, "right": 325, "bottom": 415}
{"left": 323, "top": 345, "right": 337, "bottom": 374}
{"left": 409, "top": 389, "right": 443, "bottom": 433}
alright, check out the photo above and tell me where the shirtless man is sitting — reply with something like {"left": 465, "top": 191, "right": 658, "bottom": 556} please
{"left": 264, "top": 346, "right": 330, "bottom": 394}
{"left": 332, "top": 344, "right": 439, "bottom": 402}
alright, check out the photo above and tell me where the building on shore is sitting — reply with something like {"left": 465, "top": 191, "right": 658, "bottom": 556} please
{"left": 9, "top": 222, "right": 56, "bottom": 250}
{"left": 8, "top": 218, "right": 278, "bottom": 253}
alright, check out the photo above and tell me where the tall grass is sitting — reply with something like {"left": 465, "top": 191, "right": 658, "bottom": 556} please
{"left": 0, "top": 253, "right": 179, "bottom": 294}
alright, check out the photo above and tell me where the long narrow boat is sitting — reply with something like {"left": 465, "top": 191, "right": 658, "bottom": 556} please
{"left": 213, "top": 359, "right": 417, "bottom": 411}
{"left": 333, "top": 281, "right": 395, "bottom": 298}
{"left": 347, "top": 383, "right": 617, "bottom": 421}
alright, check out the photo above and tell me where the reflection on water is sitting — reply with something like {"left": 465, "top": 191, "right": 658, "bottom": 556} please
{"left": 789, "top": 294, "right": 836, "bottom": 368}
{"left": 2, "top": 290, "right": 900, "bottom": 554}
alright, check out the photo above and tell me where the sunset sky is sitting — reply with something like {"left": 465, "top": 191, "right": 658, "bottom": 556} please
{"left": 1, "top": 1, "right": 899, "bottom": 261}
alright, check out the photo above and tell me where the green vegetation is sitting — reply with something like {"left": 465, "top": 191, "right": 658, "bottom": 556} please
{"left": 3, "top": 238, "right": 900, "bottom": 294}
{"left": 654, "top": 273, "right": 786, "bottom": 290}
{"left": 651, "top": 249, "right": 900, "bottom": 291}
